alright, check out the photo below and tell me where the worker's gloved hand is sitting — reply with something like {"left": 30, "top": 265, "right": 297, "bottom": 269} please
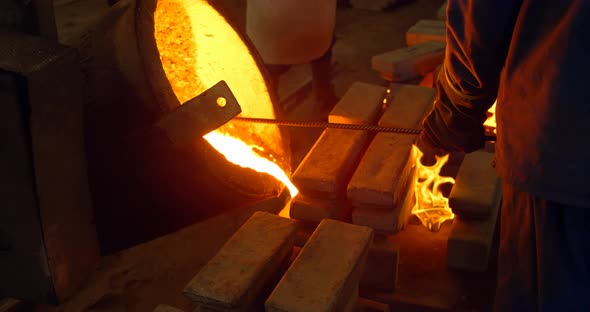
{"left": 418, "top": 67, "right": 488, "bottom": 154}
{"left": 415, "top": 132, "right": 449, "bottom": 166}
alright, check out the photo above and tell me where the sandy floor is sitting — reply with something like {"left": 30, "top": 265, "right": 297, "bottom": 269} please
{"left": 332, "top": 0, "right": 442, "bottom": 94}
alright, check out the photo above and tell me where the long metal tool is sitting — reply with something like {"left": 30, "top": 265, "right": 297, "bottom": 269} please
{"left": 160, "top": 80, "right": 496, "bottom": 142}
{"left": 233, "top": 117, "right": 422, "bottom": 134}
{"left": 231, "top": 116, "right": 497, "bottom": 141}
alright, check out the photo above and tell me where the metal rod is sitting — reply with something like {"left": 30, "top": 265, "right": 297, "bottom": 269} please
{"left": 232, "top": 116, "right": 497, "bottom": 141}
{"left": 232, "top": 117, "right": 422, "bottom": 134}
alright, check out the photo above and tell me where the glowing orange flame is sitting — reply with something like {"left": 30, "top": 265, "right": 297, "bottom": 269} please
{"left": 484, "top": 100, "right": 497, "bottom": 134}
{"left": 382, "top": 89, "right": 390, "bottom": 110}
{"left": 204, "top": 131, "right": 299, "bottom": 197}
{"left": 411, "top": 145, "right": 455, "bottom": 231}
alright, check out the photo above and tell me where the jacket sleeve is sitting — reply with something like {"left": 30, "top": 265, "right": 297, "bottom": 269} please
{"left": 421, "top": 0, "right": 522, "bottom": 152}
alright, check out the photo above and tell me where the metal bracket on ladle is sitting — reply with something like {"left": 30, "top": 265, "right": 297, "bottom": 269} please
{"left": 156, "top": 80, "right": 242, "bottom": 147}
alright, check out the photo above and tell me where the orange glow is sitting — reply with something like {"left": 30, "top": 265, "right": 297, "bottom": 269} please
{"left": 154, "top": 0, "right": 297, "bottom": 197}
{"left": 484, "top": 100, "right": 497, "bottom": 134}
{"left": 411, "top": 145, "right": 455, "bottom": 231}
{"left": 381, "top": 88, "right": 391, "bottom": 110}
{"left": 203, "top": 132, "right": 298, "bottom": 197}
{"left": 278, "top": 204, "right": 291, "bottom": 218}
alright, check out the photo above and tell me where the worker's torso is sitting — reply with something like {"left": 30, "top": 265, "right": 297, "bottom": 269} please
{"left": 245, "top": 0, "right": 336, "bottom": 65}
{"left": 495, "top": 0, "right": 590, "bottom": 207}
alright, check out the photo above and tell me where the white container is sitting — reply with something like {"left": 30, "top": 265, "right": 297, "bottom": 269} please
{"left": 246, "top": 0, "right": 337, "bottom": 65}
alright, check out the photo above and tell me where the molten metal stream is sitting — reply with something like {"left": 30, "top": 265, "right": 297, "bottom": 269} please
{"left": 204, "top": 132, "right": 299, "bottom": 197}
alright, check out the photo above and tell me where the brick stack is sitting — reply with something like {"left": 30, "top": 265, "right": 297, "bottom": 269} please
{"left": 348, "top": 84, "right": 436, "bottom": 233}
{"left": 266, "top": 219, "right": 373, "bottom": 312}
{"left": 447, "top": 151, "right": 502, "bottom": 272}
{"left": 371, "top": 19, "right": 446, "bottom": 84}
{"left": 406, "top": 19, "right": 446, "bottom": 46}
{"left": 181, "top": 212, "right": 375, "bottom": 312}
{"left": 290, "top": 82, "right": 387, "bottom": 224}
{"left": 372, "top": 41, "right": 445, "bottom": 82}
{"left": 183, "top": 212, "right": 299, "bottom": 311}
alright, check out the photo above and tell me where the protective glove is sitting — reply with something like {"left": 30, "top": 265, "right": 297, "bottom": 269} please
{"left": 419, "top": 65, "right": 489, "bottom": 153}
{"left": 415, "top": 132, "right": 449, "bottom": 167}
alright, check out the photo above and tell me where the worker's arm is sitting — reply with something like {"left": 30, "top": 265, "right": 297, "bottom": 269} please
{"left": 420, "top": 0, "right": 522, "bottom": 152}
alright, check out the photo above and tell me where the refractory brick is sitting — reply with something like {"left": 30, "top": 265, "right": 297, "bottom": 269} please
{"left": 348, "top": 133, "right": 416, "bottom": 209}
{"left": 447, "top": 201, "right": 501, "bottom": 272}
{"left": 329, "top": 81, "right": 387, "bottom": 125}
{"left": 379, "top": 84, "right": 436, "bottom": 128}
{"left": 348, "top": 84, "right": 435, "bottom": 232}
{"left": 372, "top": 41, "right": 445, "bottom": 82}
{"left": 348, "top": 84, "right": 434, "bottom": 209}
{"left": 265, "top": 219, "right": 374, "bottom": 312}
{"left": 292, "top": 129, "right": 369, "bottom": 200}
{"left": 406, "top": 20, "right": 446, "bottom": 46}
{"left": 183, "top": 212, "right": 299, "bottom": 312}
{"left": 350, "top": 163, "right": 417, "bottom": 233}
{"left": 447, "top": 153, "right": 502, "bottom": 274}
{"left": 449, "top": 151, "right": 501, "bottom": 219}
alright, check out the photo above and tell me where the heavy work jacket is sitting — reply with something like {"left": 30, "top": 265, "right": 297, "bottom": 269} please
{"left": 423, "top": 0, "right": 590, "bottom": 207}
